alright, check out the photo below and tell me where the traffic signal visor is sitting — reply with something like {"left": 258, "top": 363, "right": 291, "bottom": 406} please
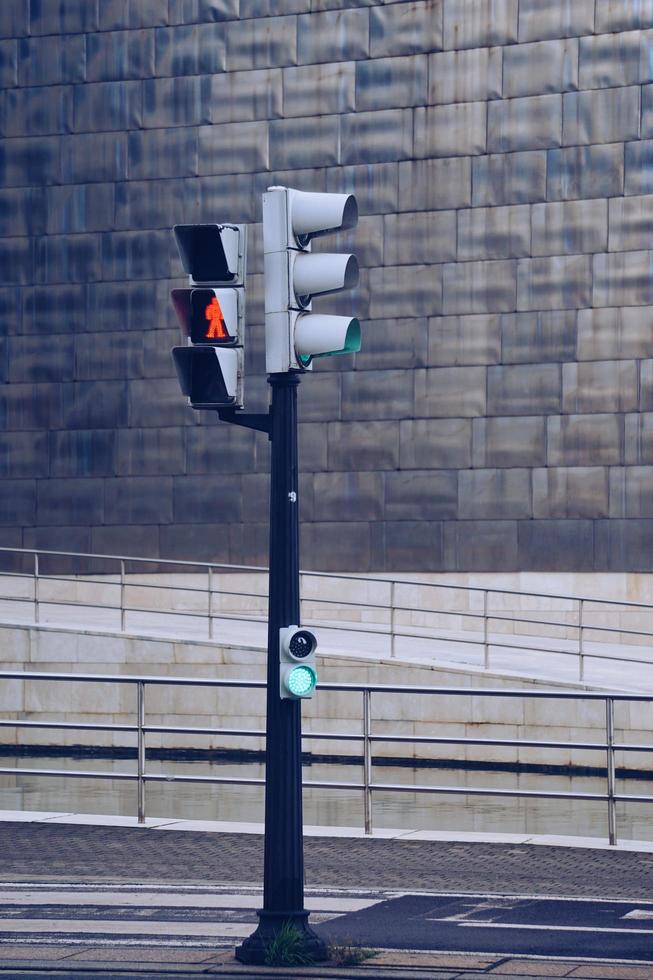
{"left": 173, "top": 223, "right": 244, "bottom": 284}
{"left": 172, "top": 345, "right": 239, "bottom": 408}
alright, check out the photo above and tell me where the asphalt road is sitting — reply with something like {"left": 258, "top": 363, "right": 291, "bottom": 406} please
{"left": 318, "top": 891, "right": 653, "bottom": 962}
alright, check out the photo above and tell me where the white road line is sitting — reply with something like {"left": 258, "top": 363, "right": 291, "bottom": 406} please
{"left": 0, "top": 919, "right": 254, "bottom": 938}
{"left": 624, "top": 909, "right": 653, "bottom": 920}
{"left": 451, "top": 921, "right": 653, "bottom": 935}
{"left": 0, "top": 890, "right": 375, "bottom": 912}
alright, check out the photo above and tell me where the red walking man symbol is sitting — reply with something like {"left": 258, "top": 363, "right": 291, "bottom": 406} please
{"left": 205, "top": 296, "right": 229, "bottom": 339}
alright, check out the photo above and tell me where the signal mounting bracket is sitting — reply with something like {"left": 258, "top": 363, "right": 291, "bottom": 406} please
{"left": 217, "top": 409, "right": 272, "bottom": 437}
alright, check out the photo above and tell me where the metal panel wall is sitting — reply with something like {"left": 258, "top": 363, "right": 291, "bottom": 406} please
{"left": 2, "top": 0, "right": 653, "bottom": 572}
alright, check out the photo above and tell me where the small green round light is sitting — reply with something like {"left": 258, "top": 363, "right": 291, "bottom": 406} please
{"left": 286, "top": 665, "right": 317, "bottom": 697}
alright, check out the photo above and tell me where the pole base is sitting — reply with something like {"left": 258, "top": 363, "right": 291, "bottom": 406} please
{"left": 235, "top": 910, "right": 329, "bottom": 965}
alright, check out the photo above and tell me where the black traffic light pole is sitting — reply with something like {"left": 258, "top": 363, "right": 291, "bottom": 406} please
{"left": 235, "top": 372, "right": 328, "bottom": 965}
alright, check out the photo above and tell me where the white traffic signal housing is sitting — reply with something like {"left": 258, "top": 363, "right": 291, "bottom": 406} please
{"left": 170, "top": 223, "right": 247, "bottom": 409}
{"left": 263, "top": 187, "right": 360, "bottom": 374}
{"left": 279, "top": 625, "right": 318, "bottom": 700}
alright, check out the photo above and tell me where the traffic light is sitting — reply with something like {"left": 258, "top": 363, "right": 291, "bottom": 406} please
{"left": 171, "top": 223, "right": 247, "bottom": 408}
{"left": 279, "top": 625, "right": 318, "bottom": 700}
{"left": 262, "top": 187, "right": 361, "bottom": 374}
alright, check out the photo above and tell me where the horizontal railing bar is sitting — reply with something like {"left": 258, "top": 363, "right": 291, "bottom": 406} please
{"left": 1, "top": 670, "right": 651, "bottom": 699}
{"left": 0, "top": 720, "right": 135, "bottom": 732}
{"left": 0, "top": 767, "right": 138, "bottom": 780}
{"left": 2, "top": 764, "right": 650, "bottom": 806}
{"left": 6, "top": 543, "right": 653, "bottom": 613}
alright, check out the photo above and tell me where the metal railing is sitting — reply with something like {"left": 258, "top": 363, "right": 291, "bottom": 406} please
{"left": 0, "top": 669, "right": 651, "bottom": 846}
{"left": 2, "top": 547, "right": 653, "bottom": 685}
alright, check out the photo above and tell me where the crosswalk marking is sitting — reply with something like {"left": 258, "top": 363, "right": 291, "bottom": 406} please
{"left": 0, "top": 889, "right": 375, "bottom": 913}
{"left": 0, "top": 885, "right": 386, "bottom": 948}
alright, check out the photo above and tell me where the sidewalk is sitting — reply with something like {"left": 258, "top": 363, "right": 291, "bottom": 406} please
{"left": 0, "top": 814, "right": 652, "bottom": 979}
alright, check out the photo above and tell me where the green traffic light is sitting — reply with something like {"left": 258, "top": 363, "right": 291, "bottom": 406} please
{"left": 286, "top": 664, "right": 317, "bottom": 698}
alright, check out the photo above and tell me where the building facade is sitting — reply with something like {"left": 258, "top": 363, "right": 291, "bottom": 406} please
{"left": 2, "top": 0, "right": 653, "bottom": 572}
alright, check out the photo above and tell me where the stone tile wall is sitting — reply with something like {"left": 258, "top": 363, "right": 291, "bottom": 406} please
{"left": 2, "top": 0, "right": 653, "bottom": 572}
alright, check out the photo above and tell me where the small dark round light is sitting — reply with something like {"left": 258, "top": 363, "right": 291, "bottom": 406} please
{"left": 288, "top": 629, "right": 315, "bottom": 659}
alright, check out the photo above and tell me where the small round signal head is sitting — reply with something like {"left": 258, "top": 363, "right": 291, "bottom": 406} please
{"left": 286, "top": 664, "right": 317, "bottom": 698}
{"left": 288, "top": 628, "right": 316, "bottom": 660}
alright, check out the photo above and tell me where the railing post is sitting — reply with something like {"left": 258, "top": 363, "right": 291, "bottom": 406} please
{"left": 605, "top": 697, "right": 617, "bottom": 846}
{"left": 137, "top": 681, "right": 146, "bottom": 824}
{"left": 208, "top": 565, "right": 214, "bottom": 640}
{"left": 578, "top": 598, "right": 585, "bottom": 682}
{"left": 363, "top": 689, "right": 373, "bottom": 835}
{"left": 120, "top": 560, "right": 126, "bottom": 632}
{"left": 483, "top": 589, "right": 489, "bottom": 669}
{"left": 34, "top": 552, "right": 39, "bottom": 624}
{"left": 390, "top": 581, "right": 396, "bottom": 658}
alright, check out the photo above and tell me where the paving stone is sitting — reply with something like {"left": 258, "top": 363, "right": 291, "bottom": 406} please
{"left": 429, "top": 46, "right": 502, "bottom": 105}
{"left": 370, "top": 1, "right": 443, "bottom": 57}
{"left": 563, "top": 86, "right": 641, "bottom": 146}
{"left": 472, "top": 150, "right": 547, "bottom": 206}
{"left": 532, "top": 199, "right": 608, "bottom": 256}
{"left": 518, "top": 0, "right": 595, "bottom": 42}
{"left": 457, "top": 204, "right": 531, "bottom": 261}
{"left": 443, "top": 0, "right": 517, "bottom": 49}
{"left": 503, "top": 38, "right": 578, "bottom": 99}
{"left": 547, "top": 144, "right": 625, "bottom": 201}
{"left": 489, "top": 94, "right": 562, "bottom": 153}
